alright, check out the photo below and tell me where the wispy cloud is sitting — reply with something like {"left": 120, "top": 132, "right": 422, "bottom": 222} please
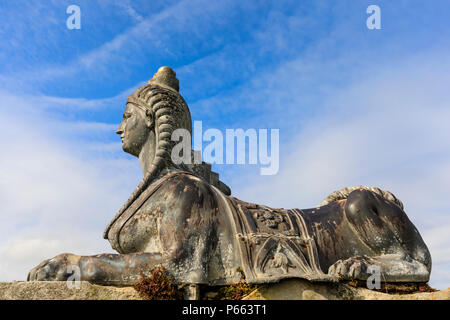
{"left": 35, "top": 83, "right": 142, "bottom": 110}
{"left": 116, "top": 1, "right": 144, "bottom": 23}
{"left": 5, "top": 0, "right": 231, "bottom": 88}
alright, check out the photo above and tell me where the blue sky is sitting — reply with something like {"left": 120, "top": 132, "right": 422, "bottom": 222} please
{"left": 1, "top": 0, "right": 450, "bottom": 289}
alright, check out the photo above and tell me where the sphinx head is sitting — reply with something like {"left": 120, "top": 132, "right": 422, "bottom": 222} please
{"left": 116, "top": 102, "right": 152, "bottom": 157}
{"left": 116, "top": 66, "right": 192, "bottom": 168}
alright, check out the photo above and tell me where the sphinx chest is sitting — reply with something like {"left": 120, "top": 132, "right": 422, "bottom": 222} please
{"left": 105, "top": 172, "right": 180, "bottom": 254}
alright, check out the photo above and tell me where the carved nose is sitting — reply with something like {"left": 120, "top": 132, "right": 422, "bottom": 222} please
{"left": 116, "top": 123, "right": 124, "bottom": 135}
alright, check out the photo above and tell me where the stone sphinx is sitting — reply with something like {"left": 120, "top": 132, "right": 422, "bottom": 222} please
{"left": 28, "top": 67, "right": 431, "bottom": 290}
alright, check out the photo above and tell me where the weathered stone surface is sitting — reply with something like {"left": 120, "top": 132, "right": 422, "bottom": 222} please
{"left": 1, "top": 280, "right": 448, "bottom": 300}
{"left": 242, "top": 279, "right": 450, "bottom": 300}
{"left": 0, "top": 281, "right": 142, "bottom": 300}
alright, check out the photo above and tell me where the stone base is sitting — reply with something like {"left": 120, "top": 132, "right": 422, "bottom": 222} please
{"left": 0, "top": 281, "right": 142, "bottom": 300}
{"left": 0, "top": 280, "right": 448, "bottom": 300}
{"left": 242, "top": 279, "right": 450, "bottom": 300}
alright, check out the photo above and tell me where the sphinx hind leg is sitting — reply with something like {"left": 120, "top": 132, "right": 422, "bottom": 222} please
{"left": 335, "top": 189, "right": 431, "bottom": 282}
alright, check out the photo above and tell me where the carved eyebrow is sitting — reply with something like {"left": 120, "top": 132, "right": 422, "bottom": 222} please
{"left": 127, "top": 101, "right": 147, "bottom": 113}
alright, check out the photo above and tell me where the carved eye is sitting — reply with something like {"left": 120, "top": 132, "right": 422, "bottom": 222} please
{"left": 123, "top": 112, "right": 132, "bottom": 119}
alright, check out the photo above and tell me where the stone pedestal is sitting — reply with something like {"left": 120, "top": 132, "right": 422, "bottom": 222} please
{"left": 242, "top": 279, "right": 450, "bottom": 300}
{"left": 0, "top": 280, "right": 448, "bottom": 300}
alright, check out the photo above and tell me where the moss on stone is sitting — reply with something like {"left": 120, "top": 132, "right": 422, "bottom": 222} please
{"left": 133, "top": 266, "right": 183, "bottom": 300}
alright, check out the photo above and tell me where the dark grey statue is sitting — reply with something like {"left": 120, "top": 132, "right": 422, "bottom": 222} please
{"left": 28, "top": 67, "right": 431, "bottom": 289}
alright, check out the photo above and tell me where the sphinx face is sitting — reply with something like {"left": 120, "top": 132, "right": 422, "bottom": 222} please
{"left": 116, "top": 103, "right": 150, "bottom": 157}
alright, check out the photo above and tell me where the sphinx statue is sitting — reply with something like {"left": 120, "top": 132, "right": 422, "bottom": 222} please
{"left": 28, "top": 66, "right": 431, "bottom": 290}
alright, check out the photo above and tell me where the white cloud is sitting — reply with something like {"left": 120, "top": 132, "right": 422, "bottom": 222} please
{"left": 116, "top": 1, "right": 144, "bottom": 23}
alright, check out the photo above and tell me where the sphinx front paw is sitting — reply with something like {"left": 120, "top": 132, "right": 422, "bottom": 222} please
{"left": 27, "top": 253, "right": 81, "bottom": 281}
{"left": 328, "top": 256, "right": 374, "bottom": 280}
